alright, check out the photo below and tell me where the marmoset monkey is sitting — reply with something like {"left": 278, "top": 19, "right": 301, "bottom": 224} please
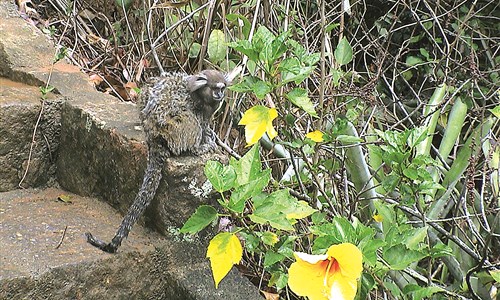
{"left": 86, "top": 70, "right": 228, "bottom": 253}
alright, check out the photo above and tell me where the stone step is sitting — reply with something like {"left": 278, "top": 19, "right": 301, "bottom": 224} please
{"left": 0, "top": 188, "right": 261, "bottom": 300}
{"left": 0, "top": 0, "right": 262, "bottom": 298}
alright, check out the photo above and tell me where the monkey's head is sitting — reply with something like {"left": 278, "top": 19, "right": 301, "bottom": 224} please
{"left": 187, "top": 70, "right": 228, "bottom": 108}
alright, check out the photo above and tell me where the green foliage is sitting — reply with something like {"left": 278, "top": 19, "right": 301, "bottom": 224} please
{"left": 334, "top": 37, "right": 353, "bottom": 65}
{"left": 39, "top": 0, "right": 499, "bottom": 297}
{"left": 208, "top": 29, "right": 226, "bottom": 63}
{"left": 229, "top": 25, "right": 319, "bottom": 117}
{"left": 39, "top": 85, "right": 55, "bottom": 100}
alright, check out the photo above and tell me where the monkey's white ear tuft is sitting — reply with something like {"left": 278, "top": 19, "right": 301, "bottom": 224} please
{"left": 225, "top": 65, "right": 242, "bottom": 84}
{"left": 187, "top": 73, "right": 208, "bottom": 91}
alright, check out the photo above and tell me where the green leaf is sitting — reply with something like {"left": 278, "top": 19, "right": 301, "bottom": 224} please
{"left": 189, "top": 42, "right": 201, "bottom": 58}
{"left": 403, "top": 284, "right": 445, "bottom": 300}
{"left": 430, "top": 242, "right": 453, "bottom": 258}
{"left": 225, "top": 14, "right": 251, "bottom": 39}
{"left": 252, "top": 26, "right": 275, "bottom": 53}
{"left": 334, "top": 37, "right": 353, "bottom": 65}
{"left": 359, "top": 273, "right": 376, "bottom": 300}
{"left": 228, "top": 40, "right": 258, "bottom": 62}
{"left": 228, "top": 76, "right": 258, "bottom": 93}
{"left": 250, "top": 211, "right": 295, "bottom": 231}
{"left": 419, "top": 48, "right": 430, "bottom": 60}
{"left": 249, "top": 190, "right": 297, "bottom": 231}
{"left": 260, "top": 31, "right": 289, "bottom": 71}
{"left": 360, "top": 239, "right": 386, "bottom": 267}
{"left": 286, "top": 88, "right": 317, "bottom": 117}
{"left": 252, "top": 80, "right": 273, "bottom": 99}
{"left": 230, "top": 143, "right": 263, "bottom": 185}
{"left": 407, "top": 127, "right": 428, "bottom": 148}
{"left": 263, "top": 251, "right": 285, "bottom": 267}
{"left": 279, "top": 58, "right": 315, "bottom": 85}
{"left": 269, "top": 270, "right": 288, "bottom": 290}
{"left": 383, "top": 244, "right": 427, "bottom": 270}
{"left": 406, "top": 55, "right": 423, "bottom": 66}
{"left": 489, "top": 105, "right": 500, "bottom": 118}
{"left": 180, "top": 205, "right": 218, "bottom": 234}
{"left": 204, "top": 160, "right": 236, "bottom": 193}
{"left": 309, "top": 216, "right": 356, "bottom": 242}
{"left": 229, "top": 169, "right": 271, "bottom": 213}
{"left": 239, "top": 231, "right": 259, "bottom": 253}
{"left": 404, "top": 226, "right": 428, "bottom": 250}
{"left": 283, "top": 200, "right": 316, "bottom": 220}
{"left": 115, "top": 0, "right": 133, "bottom": 10}
{"left": 208, "top": 29, "right": 226, "bottom": 63}
{"left": 335, "top": 134, "right": 363, "bottom": 144}
{"left": 260, "top": 231, "right": 279, "bottom": 246}
{"left": 490, "top": 270, "right": 500, "bottom": 283}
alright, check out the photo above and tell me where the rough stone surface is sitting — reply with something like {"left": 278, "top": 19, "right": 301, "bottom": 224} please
{"left": 0, "top": 188, "right": 262, "bottom": 300}
{"left": 0, "top": 78, "right": 62, "bottom": 191}
{"left": 0, "top": 1, "right": 263, "bottom": 298}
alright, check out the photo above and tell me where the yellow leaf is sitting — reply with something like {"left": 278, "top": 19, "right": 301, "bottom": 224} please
{"left": 238, "top": 105, "right": 278, "bottom": 146}
{"left": 57, "top": 194, "right": 73, "bottom": 203}
{"left": 372, "top": 214, "right": 383, "bottom": 223}
{"left": 206, "top": 232, "right": 243, "bottom": 288}
{"left": 306, "top": 130, "right": 324, "bottom": 142}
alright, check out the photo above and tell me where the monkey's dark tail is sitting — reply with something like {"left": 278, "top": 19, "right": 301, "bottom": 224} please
{"left": 85, "top": 232, "right": 118, "bottom": 253}
{"left": 85, "top": 144, "right": 166, "bottom": 253}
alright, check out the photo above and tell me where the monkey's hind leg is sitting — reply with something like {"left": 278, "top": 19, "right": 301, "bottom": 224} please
{"left": 86, "top": 145, "right": 166, "bottom": 253}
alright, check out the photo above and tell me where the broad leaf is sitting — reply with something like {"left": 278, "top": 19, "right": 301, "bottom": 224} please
{"left": 260, "top": 231, "right": 279, "bottom": 246}
{"left": 229, "top": 169, "right": 271, "bottom": 213}
{"left": 489, "top": 105, "right": 500, "bottom": 118}
{"left": 206, "top": 232, "right": 243, "bottom": 288}
{"left": 230, "top": 143, "right": 262, "bottom": 185}
{"left": 208, "top": 29, "right": 226, "bottom": 63}
{"left": 188, "top": 42, "right": 201, "bottom": 58}
{"left": 284, "top": 200, "right": 316, "bottom": 220}
{"left": 286, "top": 88, "right": 317, "bottom": 117}
{"left": 264, "top": 251, "right": 286, "bottom": 267}
{"left": 180, "top": 205, "right": 218, "bottom": 234}
{"left": 238, "top": 106, "right": 278, "bottom": 146}
{"left": 279, "top": 58, "right": 315, "bottom": 85}
{"left": 204, "top": 160, "right": 236, "bottom": 193}
{"left": 228, "top": 40, "right": 258, "bottom": 62}
{"left": 250, "top": 189, "right": 314, "bottom": 231}
{"left": 383, "top": 245, "right": 427, "bottom": 270}
{"left": 252, "top": 80, "right": 273, "bottom": 99}
{"left": 404, "top": 226, "right": 428, "bottom": 250}
{"left": 334, "top": 37, "right": 353, "bottom": 65}
{"left": 252, "top": 26, "right": 275, "bottom": 53}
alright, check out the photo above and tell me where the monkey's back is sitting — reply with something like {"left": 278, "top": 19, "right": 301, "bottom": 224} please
{"left": 140, "top": 73, "right": 203, "bottom": 156}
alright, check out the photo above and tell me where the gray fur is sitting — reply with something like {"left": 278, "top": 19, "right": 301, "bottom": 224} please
{"left": 86, "top": 70, "right": 227, "bottom": 253}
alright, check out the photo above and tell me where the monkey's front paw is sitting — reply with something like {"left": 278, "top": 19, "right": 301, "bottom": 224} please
{"left": 194, "top": 141, "right": 217, "bottom": 155}
{"left": 85, "top": 232, "right": 118, "bottom": 253}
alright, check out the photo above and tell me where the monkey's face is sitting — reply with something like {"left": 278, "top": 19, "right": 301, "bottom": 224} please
{"left": 211, "top": 82, "right": 226, "bottom": 102}
{"left": 188, "top": 70, "right": 228, "bottom": 106}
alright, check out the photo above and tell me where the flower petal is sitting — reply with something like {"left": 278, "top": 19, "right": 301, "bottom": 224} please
{"left": 294, "top": 252, "right": 329, "bottom": 264}
{"left": 329, "top": 271, "right": 358, "bottom": 300}
{"left": 288, "top": 254, "right": 330, "bottom": 300}
{"left": 326, "top": 243, "right": 363, "bottom": 280}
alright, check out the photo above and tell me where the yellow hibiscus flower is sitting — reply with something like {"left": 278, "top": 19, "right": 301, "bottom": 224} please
{"left": 288, "top": 243, "right": 363, "bottom": 300}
